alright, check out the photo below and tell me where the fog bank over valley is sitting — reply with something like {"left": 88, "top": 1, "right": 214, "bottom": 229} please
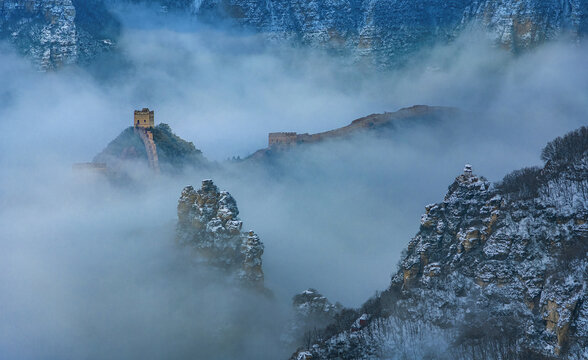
{"left": 0, "top": 5, "right": 587, "bottom": 359}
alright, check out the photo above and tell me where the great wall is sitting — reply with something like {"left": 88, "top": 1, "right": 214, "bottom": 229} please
{"left": 133, "top": 108, "right": 160, "bottom": 173}
{"left": 135, "top": 127, "right": 160, "bottom": 173}
{"left": 266, "top": 105, "right": 454, "bottom": 149}
{"left": 74, "top": 108, "right": 160, "bottom": 174}
{"left": 75, "top": 105, "right": 457, "bottom": 173}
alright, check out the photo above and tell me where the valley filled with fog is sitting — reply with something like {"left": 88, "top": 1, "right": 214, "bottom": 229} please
{"left": 0, "top": 3, "right": 587, "bottom": 359}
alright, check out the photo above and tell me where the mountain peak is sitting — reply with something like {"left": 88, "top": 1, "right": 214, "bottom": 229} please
{"left": 296, "top": 126, "right": 588, "bottom": 359}
{"left": 176, "top": 179, "right": 265, "bottom": 288}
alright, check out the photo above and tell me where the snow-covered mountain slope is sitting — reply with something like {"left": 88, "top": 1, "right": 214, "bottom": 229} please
{"left": 195, "top": 0, "right": 588, "bottom": 66}
{"left": 283, "top": 289, "right": 343, "bottom": 347}
{"left": 292, "top": 126, "right": 588, "bottom": 359}
{"left": 4, "top": 0, "right": 586, "bottom": 68}
{"left": 0, "top": 0, "right": 119, "bottom": 69}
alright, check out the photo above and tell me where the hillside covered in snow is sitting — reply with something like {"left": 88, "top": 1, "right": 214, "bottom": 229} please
{"left": 3, "top": 0, "right": 587, "bottom": 68}
{"left": 292, "top": 126, "right": 588, "bottom": 359}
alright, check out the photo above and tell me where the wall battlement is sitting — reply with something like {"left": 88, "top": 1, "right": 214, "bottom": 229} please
{"left": 265, "top": 106, "right": 453, "bottom": 149}
{"left": 268, "top": 132, "right": 298, "bottom": 147}
{"left": 72, "top": 162, "right": 107, "bottom": 173}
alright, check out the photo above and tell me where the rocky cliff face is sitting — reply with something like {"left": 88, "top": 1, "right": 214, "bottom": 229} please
{"left": 176, "top": 179, "right": 265, "bottom": 288}
{"left": 196, "top": 0, "right": 587, "bottom": 66}
{"left": 0, "top": 0, "right": 119, "bottom": 69}
{"left": 284, "top": 289, "right": 343, "bottom": 346}
{"left": 6, "top": 1, "right": 585, "bottom": 68}
{"left": 293, "top": 127, "right": 587, "bottom": 359}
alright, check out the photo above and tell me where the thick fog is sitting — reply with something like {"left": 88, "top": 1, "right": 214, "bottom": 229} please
{"left": 1, "top": 4, "right": 587, "bottom": 359}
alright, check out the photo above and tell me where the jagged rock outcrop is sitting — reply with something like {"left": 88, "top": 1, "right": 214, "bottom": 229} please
{"left": 292, "top": 289, "right": 342, "bottom": 326}
{"left": 194, "top": 0, "right": 588, "bottom": 66}
{"left": 240, "top": 230, "right": 264, "bottom": 284}
{"left": 176, "top": 179, "right": 265, "bottom": 288}
{"left": 284, "top": 289, "right": 342, "bottom": 345}
{"left": 294, "top": 127, "right": 587, "bottom": 359}
{"left": 0, "top": 0, "right": 119, "bottom": 69}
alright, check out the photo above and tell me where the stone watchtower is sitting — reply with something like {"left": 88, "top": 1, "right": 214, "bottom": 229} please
{"left": 134, "top": 108, "right": 154, "bottom": 128}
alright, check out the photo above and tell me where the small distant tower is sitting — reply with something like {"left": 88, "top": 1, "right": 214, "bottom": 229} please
{"left": 134, "top": 108, "right": 155, "bottom": 128}
{"left": 464, "top": 164, "right": 473, "bottom": 176}
{"left": 268, "top": 132, "right": 298, "bottom": 147}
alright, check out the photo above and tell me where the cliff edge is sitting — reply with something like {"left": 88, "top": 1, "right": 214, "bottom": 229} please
{"left": 293, "top": 126, "right": 588, "bottom": 359}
